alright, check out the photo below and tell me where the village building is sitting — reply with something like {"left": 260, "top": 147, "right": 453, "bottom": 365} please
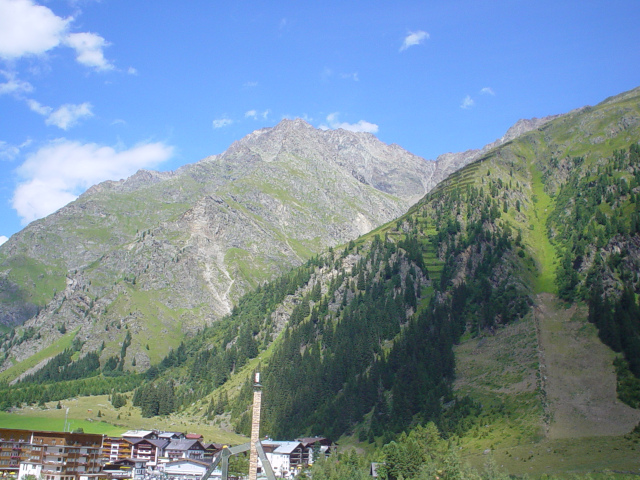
{"left": 102, "top": 437, "right": 132, "bottom": 463}
{"left": 0, "top": 428, "right": 103, "bottom": 480}
{"left": 1, "top": 427, "right": 329, "bottom": 480}
{"left": 163, "top": 439, "right": 206, "bottom": 462}
{"left": 259, "top": 441, "right": 305, "bottom": 478}
{"left": 202, "top": 444, "right": 224, "bottom": 464}
{"left": 0, "top": 428, "right": 30, "bottom": 477}
{"left": 157, "top": 432, "right": 184, "bottom": 442}
{"left": 161, "top": 458, "right": 215, "bottom": 480}
{"left": 101, "top": 458, "right": 148, "bottom": 480}
{"left": 295, "top": 437, "right": 332, "bottom": 465}
{"left": 129, "top": 439, "right": 169, "bottom": 467}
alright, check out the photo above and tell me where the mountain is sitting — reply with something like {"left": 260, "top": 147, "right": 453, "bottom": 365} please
{"left": 4, "top": 85, "right": 640, "bottom": 475}
{"left": 0, "top": 116, "right": 544, "bottom": 377}
{"left": 45, "top": 85, "right": 637, "bottom": 474}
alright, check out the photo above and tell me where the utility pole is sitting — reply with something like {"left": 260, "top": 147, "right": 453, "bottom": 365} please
{"left": 248, "top": 372, "right": 262, "bottom": 480}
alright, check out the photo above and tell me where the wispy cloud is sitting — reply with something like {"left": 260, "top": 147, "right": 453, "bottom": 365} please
{"left": 64, "top": 32, "right": 113, "bottom": 71}
{"left": 27, "top": 98, "right": 52, "bottom": 115}
{"left": 0, "top": 0, "right": 114, "bottom": 71}
{"left": 0, "top": 70, "right": 33, "bottom": 95}
{"left": 340, "top": 72, "right": 359, "bottom": 81}
{"left": 0, "top": 235, "right": 7, "bottom": 246}
{"left": 322, "top": 68, "right": 360, "bottom": 82}
{"left": 400, "top": 30, "right": 429, "bottom": 52}
{"left": 244, "top": 81, "right": 258, "bottom": 88}
{"left": 45, "top": 102, "right": 93, "bottom": 129}
{"left": 480, "top": 87, "right": 495, "bottom": 96}
{"left": 27, "top": 99, "right": 93, "bottom": 129}
{"left": 460, "top": 95, "right": 475, "bottom": 109}
{"left": 12, "top": 139, "right": 173, "bottom": 224}
{"left": 0, "top": 139, "right": 28, "bottom": 161}
{"left": 212, "top": 117, "right": 233, "bottom": 129}
{"left": 245, "top": 109, "right": 270, "bottom": 120}
{"left": 0, "top": 141, "right": 19, "bottom": 161}
{"left": 320, "top": 112, "right": 379, "bottom": 134}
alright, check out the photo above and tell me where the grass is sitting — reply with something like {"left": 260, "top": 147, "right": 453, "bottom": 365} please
{"left": 525, "top": 160, "right": 558, "bottom": 294}
{"left": 4, "top": 255, "right": 66, "bottom": 306}
{"left": 455, "top": 291, "right": 640, "bottom": 477}
{"left": 0, "top": 328, "right": 79, "bottom": 383}
{"left": 454, "top": 314, "right": 544, "bottom": 451}
{"left": 464, "top": 435, "right": 640, "bottom": 476}
{"left": 3, "top": 395, "right": 246, "bottom": 444}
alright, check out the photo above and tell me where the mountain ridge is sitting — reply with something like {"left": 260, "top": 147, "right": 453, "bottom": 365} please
{"left": 0, "top": 107, "right": 606, "bottom": 383}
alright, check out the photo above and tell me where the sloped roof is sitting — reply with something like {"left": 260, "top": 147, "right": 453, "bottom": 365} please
{"left": 145, "top": 439, "right": 170, "bottom": 448}
{"left": 204, "top": 443, "right": 224, "bottom": 450}
{"left": 296, "top": 437, "right": 331, "bottom": 447}
{"left": 122, "top": 430, "right": 154, "bottom": 438}
{"left": 273, "top": 442, "right": 302, "bottom": 455}
{"left": 166, "top": 439, "right": 204, "bottom": 451}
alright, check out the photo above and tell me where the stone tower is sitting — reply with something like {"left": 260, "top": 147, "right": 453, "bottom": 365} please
{"left": 248, "top": 372, "right": 262, "bottom": 480}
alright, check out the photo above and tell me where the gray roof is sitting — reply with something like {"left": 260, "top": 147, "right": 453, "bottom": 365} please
{"left": 144, "top": 439, "right": 170, "bottom": 449}
{"left": 273, "top": 442, "right": 302, "bottom": 455}
{"left": 166, "top": 439, "right": 204, "bottom": 451}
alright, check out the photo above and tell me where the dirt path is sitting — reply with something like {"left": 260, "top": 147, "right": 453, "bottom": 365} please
{"left": 535, "top": 292, "right": 640, "bottom": 439}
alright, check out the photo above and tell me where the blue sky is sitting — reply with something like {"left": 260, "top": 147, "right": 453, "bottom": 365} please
{"left": 1, "top": 0, "right": 639, "bottom": 243}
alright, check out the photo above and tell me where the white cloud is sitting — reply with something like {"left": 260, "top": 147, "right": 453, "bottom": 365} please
{"left": 127, "top": 66, "right": 138, "bottom": 75}
{"left": 245, "top": 109, "right": 269, "bottom": 120}
{"left": 244, "top": 81, "right": 258, "bottom": 87}
{"left": 340, "top": 72, "right": 359, "bottom": 81}
{"left": 12, "top": 139, "right": 174, "bottom": 225}
{"left": 0, "top": 141, "right": 19, "bottom": 161}
{"left": 460, "top": 95, "right": 475, "bottom": 109}
{"left": 321, "top": 113, "right": 379, "bottom": 134}
{"left": 0, "top": 0, "right": 70, "bottom": 59}
{"left": 400, "top": 30, "right": 429, "bottom": 51}
{"left": 27, "top": 99, "right": 93, "bottom": 129}
{"left": 212, "top": 117, "right": 233, "bottom": 129}
{"left": 0, "top": 139, "right": 30, "bottom": 161}
{"left": 0, "top": 235, "right": 8, "bottom": 246}
{"left": 0, "top": 0, "right": 114, "bottom": 71}
{"left": 480, "top": 87, "right": 495, "bottom": 95}
{"left": 0, "top": 70, "right": 33, "bottom": 95}
{"left": 45, "top": 102, "right": 93, "bottom": 129}
{"left": 27, "top": 98, "right": 52, "bottom": 115}
{"left": 64, "top": 32, "right": 113, "bottom": 71}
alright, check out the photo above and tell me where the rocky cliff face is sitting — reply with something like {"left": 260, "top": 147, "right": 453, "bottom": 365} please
{"left": 0, "top": 117, "right": 551, "bottom": 373}
{"left": 432, "top": 114, "right": 560, "bottom": 180}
